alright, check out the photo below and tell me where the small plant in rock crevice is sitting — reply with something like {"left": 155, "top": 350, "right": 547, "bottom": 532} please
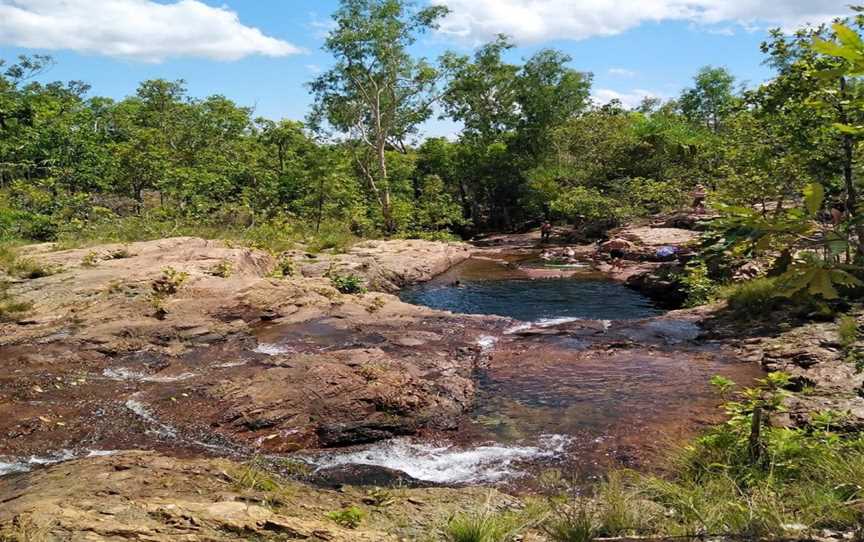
{"left": 81, "top": 251, "right": 99, "bottom": 267}
{"left": 208, "top": 259, "right": 233, "bottom": 278}
{"left": 0, "top": 280, "right": 32, "bottom": 322}
{"left": 270, "top": 256, "right": 295, "bottom": 278}
{"left": 326, "top": 506, "right": 364, "bottom": 529}
{"left": 227, "top": 459, "right": 292, "bottom": 508}
{"left": 327, "top": 268, "right": 367, "bottom": 295}
{"left": 147, "top": 267, "right": 189, "bottom": 319}
{"left": 0, "top": 246, "right": 60, "bottom": 280}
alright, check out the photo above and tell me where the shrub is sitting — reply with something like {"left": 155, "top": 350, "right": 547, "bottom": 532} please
{"left": 271, "top": 256, "right": 295, "bottom": 278}
{"left": 716, "top": 277, "right": 783, "bottom": 318}
{"left": 208, "top": 260, "right": 233, "bottom": 278}
{"left": 839, "top": 314, "right": 860, "bottom": 348}
{"left": 227, "top": 460, "right": 292, "bottom": 508}
{"left": 307, "top": 228, "right": 357, "bottom": 253}
{"left": 148, "top": 267, "right": 189, "bottom": 318}
{"left": 444, "top": 510, "right": 515, "bottom": 542}
{"left": 328, "top": 272, "right": 367, "bottom": 295}
{"left": 326, "top": 507, "right": 364, "bottom": 529}
{"left": 81, "top": 251, "right": 100, "bottom": 267}
{"left": 681, "top": 260, "right": 717, "bottom": 307}
{"left": 543, "top": 500, "right": 595, "bottom": 542}
{"left": 0, "top": 281, "right": 32, "bottom": 322}
{"left": 0, "top": 245, "right": 59, "bottom": 279}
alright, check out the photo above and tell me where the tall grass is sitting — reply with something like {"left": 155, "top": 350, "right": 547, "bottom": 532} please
{"left": 541, "top": 375, "right": 864, "bottom": 540}
{"left": 52, "top": 214, "right": 359, "bottom": 254}
{"left": 0, "top": 243, "right": 58, "bottom": 279}
{"left": 716, "top": 277, "right": 784, "bottom": 318}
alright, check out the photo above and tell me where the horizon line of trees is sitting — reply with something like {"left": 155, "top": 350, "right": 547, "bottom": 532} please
{"left": 1, "top": 0, "right": 864, "bottom": 265}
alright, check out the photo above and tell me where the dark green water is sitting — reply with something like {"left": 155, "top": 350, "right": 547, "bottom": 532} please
{"left": 399, "top": 278, "right": 661, "bottom": 321}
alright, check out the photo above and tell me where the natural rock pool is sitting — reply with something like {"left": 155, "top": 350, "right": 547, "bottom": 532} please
{"left": 399, "top": 277, "right": 661, "bottom": 321}
{"left": 308, "top": 255, "right": 763, "bottom": 488}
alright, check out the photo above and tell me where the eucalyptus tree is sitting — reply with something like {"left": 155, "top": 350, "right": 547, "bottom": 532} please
{"left": 309, "top": 0, "right": 449, "bottom": 233}
{"left": 680, "top": 66, "right": 738, "bottom": 132}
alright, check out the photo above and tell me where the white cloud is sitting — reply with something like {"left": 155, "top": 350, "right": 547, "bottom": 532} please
{"left": 432, "top": 0, "right": 850, "bottom": 44}
{"left": 0, "top": 0, "right": 302, "bottom": 62}
{"left": 608, "top": 68, "right": 637, "bottom": 78}
{"left": 592, "top": 88, "right": 664, "bottom": 109}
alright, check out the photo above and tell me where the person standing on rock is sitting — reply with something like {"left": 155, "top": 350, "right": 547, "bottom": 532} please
{"left": 541, "top": 221, "right": 553, "bottom": 243}
{"left": 691, "top": 184, "right": 707, "bottom": 214}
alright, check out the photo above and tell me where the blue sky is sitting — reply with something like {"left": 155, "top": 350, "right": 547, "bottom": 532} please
{"left": 0, "top": 0, "right": 852, "bottom": 138}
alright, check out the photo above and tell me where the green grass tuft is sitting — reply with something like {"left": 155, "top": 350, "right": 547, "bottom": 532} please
{"left": 716, "top": 277, "right": 783, "bottom": 318}
{"left": 839, "top": 314, "right": 860, "bottom": 348}
{"left": 326, "top": 506, "right": 364, "bottom": 529}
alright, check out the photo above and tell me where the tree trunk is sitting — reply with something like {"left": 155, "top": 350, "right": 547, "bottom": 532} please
{"left": 376, "top": 137, "right": 395, "bottom": 234}
{"left": 748, "top": 405, "right": 763, "bottom": 466}
{"left": 315, "top": 174, "right": 325, "bottom": 234}
{"left": 839, "top": 77, "right": 864, "bottom": 260}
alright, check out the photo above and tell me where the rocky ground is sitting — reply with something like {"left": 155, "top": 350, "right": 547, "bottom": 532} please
{"left": 0, "top": 451, "right": 524, "bottom": 541}
{"left": 1, "top": 224, "right": 862, "bottom": 540}
{"left": 0, "top": 238, "right": 502, "bottom": 458}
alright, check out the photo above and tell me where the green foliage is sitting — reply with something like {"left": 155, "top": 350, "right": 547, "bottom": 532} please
{"left": 679, "top": 66, "right": 739, "bottom": 132}
{"left": 708, "top": 182, "right": 861, "bottom": 306}
{"left": 326, "top": 506, "right": 364, "bottom": 529}
{"left": 709, "top": 375, "right": 736, "bottom": 398}
{"left": 228, "top": 460, "right": 292, "bottom": 508}
{"left": 327, "top": 271, "right": 367, "bottom": 295}
{"left": 544, "top": 374, "right": 864, "bottom": 539}
{"left": 838, "top": 313, "right": 864, "bottom": 371}
{"left": 81, "top": 251, "right": 99, "bottom": 267}
{"left": 0, "top": 281, "right": 31, "bottom": 322}
{"left": 0, "top": 245, "right": 58, "bottom": 279}
{"left": 681, "top": 260, "right": 718, "bottom": 307}
{"left": 776, "top": 253, "right": 863, "bottom": 301}
{"left": 542, "top": 500, "right": 594, "bottom": 542}
{"left": 271, "top": 256, "right": 296, "bottom": 278}
{"left": 308, "top": 0, "right": 449, "bottom": 233}
{"left": 444, "top": 510, "right": 518, "bottom": 542}
{"left": 716, "top": 277, "right": 784, "bottom": 318}
{"left": 208, "top": 260, "right": 233, "bottom": 279}
{"left": 148, "top": 267, "right": 189, "bottom": 318}
{"left": 839, "top": 314, "right": 860, "bottom": 347}
{"left": 549, "top": 186, "right": 624, "bottom": 226}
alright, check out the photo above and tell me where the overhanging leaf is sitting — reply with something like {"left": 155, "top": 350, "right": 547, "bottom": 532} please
{"left": 834, "top": 23, "right": 864, "bottom": 53}
{"left": 808, "top": 268, "right": 839, "bottom": 299}
{"left": 804, "top": 183, "right": 825, "bottom": 216}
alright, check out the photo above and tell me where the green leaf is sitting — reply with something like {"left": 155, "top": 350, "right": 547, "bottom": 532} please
{"left": 804, "top": 183, "right": 825, "bottom": 216}
{"left": 830, "top": 269, "right": 863, "bottom": 288}
{"left": 831, "top": 122, "right": 864, "bottom": 135}
{"left": 834, "top": 23, "right": 864, "bottom": 53}
{"left": 813, "top": 36, "right": 859, "bottom": 61}
{"left": 809, "top": 268, "right": 839, "bottom": 300}
{"left": 825, "top": 234, "right": 849, "bottom": 256}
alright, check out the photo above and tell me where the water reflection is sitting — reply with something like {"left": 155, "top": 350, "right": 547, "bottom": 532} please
{"left": 400, "top": 278, "right": 661, "bottom": 322}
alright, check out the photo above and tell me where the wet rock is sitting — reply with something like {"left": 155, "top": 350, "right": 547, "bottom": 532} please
{"left": 626, "top": 264, "right": 687, "bottom": 308}
{"left": 313, "top": 463, "right": 433, "bottom": 488}
{"left": 316, "top": 420, "right": 417, "bottom": 447}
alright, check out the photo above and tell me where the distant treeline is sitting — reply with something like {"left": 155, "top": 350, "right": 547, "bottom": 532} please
{"left": 1, "top": 1, "right": 863, "bottom": 249}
